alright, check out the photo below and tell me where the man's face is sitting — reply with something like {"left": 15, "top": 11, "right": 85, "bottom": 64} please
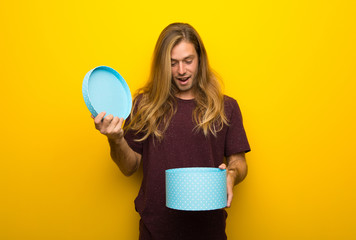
{"left": 171, "top": 41, "right": 199, "bottom": 99}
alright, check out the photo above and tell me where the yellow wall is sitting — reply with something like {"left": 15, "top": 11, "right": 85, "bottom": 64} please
{"left": 1, "top": 0, "right": 355, "bottom": 239}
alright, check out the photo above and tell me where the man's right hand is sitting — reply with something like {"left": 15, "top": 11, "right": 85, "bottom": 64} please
{"left": 92, "top": 112, "right": 125, "bottom": 143}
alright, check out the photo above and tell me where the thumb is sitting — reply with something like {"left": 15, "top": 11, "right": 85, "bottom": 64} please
{"left": 218, "top": 163, "right": 227, "bottom": 170}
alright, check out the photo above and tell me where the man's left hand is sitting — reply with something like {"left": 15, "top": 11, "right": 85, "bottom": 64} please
{"left": 218, "top": 152, "right": 248, "bottom": 208}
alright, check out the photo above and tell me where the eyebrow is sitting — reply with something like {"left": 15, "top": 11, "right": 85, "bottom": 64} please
{"left": 171, "top": 55, "right": 195, "bottom": 61}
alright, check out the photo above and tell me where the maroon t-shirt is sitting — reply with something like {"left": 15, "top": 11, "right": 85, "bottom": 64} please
{"left": 124, "top": 96, "right": 250, "bottom": 240}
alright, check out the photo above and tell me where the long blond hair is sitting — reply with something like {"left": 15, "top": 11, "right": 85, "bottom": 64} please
{"left": 126, "top": 23, "right": 228, "bottom": 141}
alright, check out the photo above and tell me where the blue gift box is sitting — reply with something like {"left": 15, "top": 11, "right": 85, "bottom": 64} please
{"left": 166, "top": 167, "right": 227, "bottom": 211}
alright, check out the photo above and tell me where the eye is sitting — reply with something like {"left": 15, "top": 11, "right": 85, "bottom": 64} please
{"left": 171, "top": 61, "right": 177, "bottom": 67}
{"left": 185, "top": 60, "right": 192, "bottom": 64}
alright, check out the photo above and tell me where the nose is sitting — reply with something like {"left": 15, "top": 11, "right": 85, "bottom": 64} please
{"left": 178, "top": 62, "right": 186, "bottom": 75}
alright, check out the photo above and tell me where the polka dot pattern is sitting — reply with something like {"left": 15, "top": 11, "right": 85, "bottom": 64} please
{"left": 82, "top": 69, "right": 98, "bottom": 117}
{"left": 166, "top": 168, "right": 227, "bottom": 211}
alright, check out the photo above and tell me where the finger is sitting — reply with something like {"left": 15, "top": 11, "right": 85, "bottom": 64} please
{"left": 91, "top": 114, "right": 95, "bottom": 119}
{"left": 107, "top": 116, "right": 120, "bottom": 133}
{"left": 219, "top": 163, "right": 227, "bottom": 170}
{"left": 102, "top": 114, "right": 114, "bottom": 128}
{"left": 94, "top": 112, "right": 106, "bottom": 125}
{"left": 226, "top": 189, "right": 233, "bottom": 208}
{"left": 114, "top": 118, "right": 125, "bottom": 137}
{"left": 113, "top": 118, "right": 125, "bottom": 133}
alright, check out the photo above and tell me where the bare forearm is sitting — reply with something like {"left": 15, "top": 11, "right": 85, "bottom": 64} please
{"left": 221, "top": 153, "right": 248, "bottom": 207}
{"left": 108, "top": 138, "right": 141, "bottom": 176}
{"left": 227, "top": 153, "right": 248, "bottom": 186}
{"left": 92, "top": 113, "right": 141, "bottom": 177}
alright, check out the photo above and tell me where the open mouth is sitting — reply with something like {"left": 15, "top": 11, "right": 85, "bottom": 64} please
{"left": 177, "top": 76, "right": 190, "bottom": 83}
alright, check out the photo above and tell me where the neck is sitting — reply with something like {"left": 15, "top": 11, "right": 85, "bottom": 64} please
{"left": 175, "top": 92, "right": 195, "bottom": 100}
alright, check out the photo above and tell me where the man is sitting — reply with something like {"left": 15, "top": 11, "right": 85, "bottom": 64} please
{"left": 92, "top": 23, "right": 250, "bottom": 240}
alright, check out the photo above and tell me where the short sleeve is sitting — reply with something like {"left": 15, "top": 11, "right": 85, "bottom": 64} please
{"left": 124, "top": 115, "right": 144, "bottom": 155}
{"left": 224, "top": 98, "right": 251, "bottom": 156}
{"left": 123, "top": 95, "right": 145, "bottom": 155}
